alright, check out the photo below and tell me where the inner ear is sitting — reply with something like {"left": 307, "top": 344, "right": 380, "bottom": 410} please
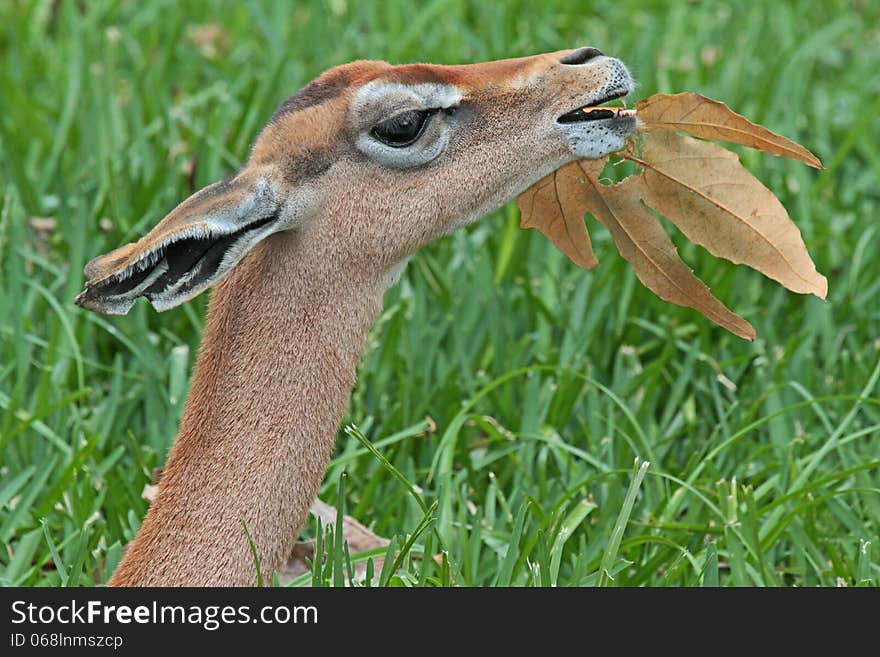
{"left": 76, "top": 167, "right": 292, "bottom": 315}
{"left": 141, "top": 213, "right": 277, "bottom": 305}
{"left": 78, "top": 214, "right": 277, "bottom": 315}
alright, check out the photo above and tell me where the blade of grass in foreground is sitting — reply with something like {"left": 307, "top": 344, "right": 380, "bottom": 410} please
{"left": 494, "top": 501, "right": 529, "bottom": 586}
{"left": 333, "top": 472, "right": 347, "bottom": 588}
{"left": 549, "top": 499, "right": 597, "bottom": 586}
{"left": 345, "top": 424, "right": 430, "bottom": 514}
{"left": 856, "top": 539, "right": 873, "bottom": 586}
{"left": 41, "top": 519, "right": 67, "bottom": 586}
{"left": 241, "top": 519, "right": 263, "bottom": 587}
{"left": 598, "top": 459, "right": 650, "bottom": 586}
{"left": 702, "top": 541, "right": 720, "bottom": 587}
{"left": 380, "top": 500, "right": 438, "bottom": 586}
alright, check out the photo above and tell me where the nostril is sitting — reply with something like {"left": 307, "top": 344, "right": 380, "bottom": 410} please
{"left": 560, "top": 47, "right": 604, "bottom": 65}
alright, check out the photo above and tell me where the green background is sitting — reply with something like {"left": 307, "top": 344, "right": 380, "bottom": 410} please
{"left": 1, "top": 0, "right": 878, "bottom": 586}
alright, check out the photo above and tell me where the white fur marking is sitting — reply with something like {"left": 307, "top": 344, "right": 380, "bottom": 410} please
{"left": 351, "top": 81, "right": 462, "bottom": 117}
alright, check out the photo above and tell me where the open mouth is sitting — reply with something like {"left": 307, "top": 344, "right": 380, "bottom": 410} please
{"left": 557, "top": 89, "right": 636, "bottom": 124}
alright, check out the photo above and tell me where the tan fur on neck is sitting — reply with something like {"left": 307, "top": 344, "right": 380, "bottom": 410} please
{"left": 110, "top": 230, "right": 383, "bottom": 585}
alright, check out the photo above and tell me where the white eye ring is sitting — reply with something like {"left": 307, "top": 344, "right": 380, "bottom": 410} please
{"left": 358, "top": 111, "right": 451, "bottom": 169}
{"left": 350, "top": 81, "right": 463, "bottom": 169}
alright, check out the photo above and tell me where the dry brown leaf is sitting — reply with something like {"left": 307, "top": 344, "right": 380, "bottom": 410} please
{"left": 573, "top": 159, "right": 755, "bottom": 340}
{"left": 635, "top": 92, "right": 822, "bottom": 169}
{"left": 626, "top": 130, "right": 827, "bottom": 298}
{"left": 518, "top": 168, "right": 599, "bottom": 269}
{"left": 279, "top": 498, "right": 389, "bottom": 586}
{"left": 516, "top": 91, "right": 825, "bottom": 340}
{"left": 308, "top": 498, "right": 389, "bottom": 554}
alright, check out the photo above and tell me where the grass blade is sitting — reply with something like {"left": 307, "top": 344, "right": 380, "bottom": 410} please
{"left": 598, "top": 459, "right": 650, "bottom": 586}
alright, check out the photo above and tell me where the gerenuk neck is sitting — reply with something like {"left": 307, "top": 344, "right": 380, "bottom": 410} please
{"left": 109, "top": 230, "right": 385, "bottom": 586}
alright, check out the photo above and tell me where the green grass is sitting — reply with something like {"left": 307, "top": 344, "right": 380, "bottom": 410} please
{"left": 1, "top": 0, "right": 878, "bottom": 587}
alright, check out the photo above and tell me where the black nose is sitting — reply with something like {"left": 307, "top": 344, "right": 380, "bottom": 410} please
{"left": 560, "top": 47, "right": 604, "bottom": 65}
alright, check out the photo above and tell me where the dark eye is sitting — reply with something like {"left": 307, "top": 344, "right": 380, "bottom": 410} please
{"left": 371, "top": 109, "right": 432, "bottom": 147}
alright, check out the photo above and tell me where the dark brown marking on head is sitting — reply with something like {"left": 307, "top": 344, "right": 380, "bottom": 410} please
{"left": 187, "top": 175, "right": 245, "bottom": 206}
{"left": 251, "top": 61, "right": 396, "bottom": 183}
{"left": 267, "top": 61, "right": 389, "bottom": 123}
{"left": 371, "top": 54, "right": 556, "bottom": 96}
{"left": 379, "top": 64, "right": 453, "bottom": 87}
{"left": 269, "top": 75, "right": 350, "bottom": 124}
{"left": 279, "top": 146, "right": 336, "bottom": 184}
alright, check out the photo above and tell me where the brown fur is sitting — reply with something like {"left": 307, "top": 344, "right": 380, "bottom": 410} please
{"left": 83, "top": 49, "right": 633, "bottom": 585}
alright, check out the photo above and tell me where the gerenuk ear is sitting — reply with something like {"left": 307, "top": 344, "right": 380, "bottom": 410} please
{"left": 76, "top": 167, "right": 288, "bottom": 315}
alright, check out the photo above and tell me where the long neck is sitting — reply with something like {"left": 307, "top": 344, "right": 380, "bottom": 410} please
{"left": 109, "top": 231, "right": 384, "bottom": 586}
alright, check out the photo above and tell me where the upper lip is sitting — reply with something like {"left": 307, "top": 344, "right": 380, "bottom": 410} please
{"left": 556, "top": 86, "right": 633, "bottom": 123}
